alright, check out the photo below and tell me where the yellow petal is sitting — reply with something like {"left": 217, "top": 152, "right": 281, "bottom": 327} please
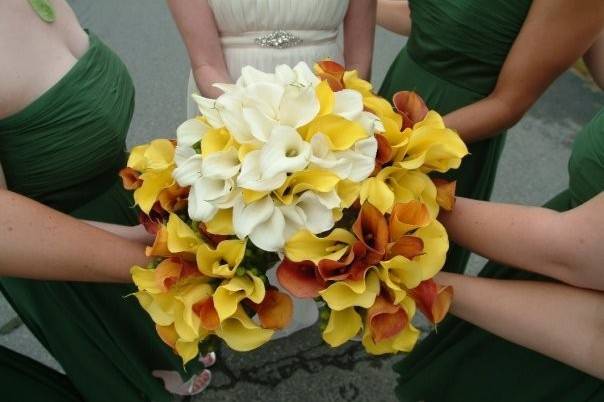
{"left": 316, "top": 79, "right": 335, "bottom": 116}
{"left": 274, "top": 169, "right": 340, "bottom": 205}
{"left": 196, "top": 239, "right": 246, "bottom": 278}
{"left": 174, "top": 282, "right": 213, "bottom": 341}
{"left": 413, "top": 220, "right": 449, "bottom": 280}
{"left": 144, "top": 139, "right": 176, "bottom": 171}
{"left": 284, "top": 228, "right": 356, "bottom": 263}
{"left": 379, "top": 256, "right": 423, "bottom": 289}
{"left": 204, "top": 208, "right": 235, "bottom": 235}
{"left": 304, "top": 115, "right": 367, "bottom": 151}
{"left": 175, "top": 338, "right": 202, "bottom": 365}
{"left": 337, "top": 180, "right": 361, "bottom": 208}
{"left": 166, "top": 214, "right": 201, "bottom": 254}
{"left": 322, "top": 307, "right": 362, "bottom": 347}
{"left": 215, "top": 306, "right": 274, "bottom": 351}
{"left": 213, "top": 274, "right": 266, "bottom": 321}
{"left": 362, "top": 321, "right": 420, "bottom": 355}
{"left": 319, "top": 270, "right": 380, "bottom": 310}
{"left": 133, "top": 292, "right": 175, "bottom": 327}
{"left": 201, "top": 127, "right": 233, "bottom": 156}
{"left": 127, "top": 144, "right": 149, "bottom": 171}
{"left": 134, "top": 169, "right": 174, "bottom": 214}
{"left": 359, "top": 177, "right": 395, "bottom": 215}
{"left": 343, "top": 70, "right": 373, "bottom": 98}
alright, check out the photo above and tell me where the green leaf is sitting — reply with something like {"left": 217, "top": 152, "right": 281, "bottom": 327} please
{"left": 29, "top": 0, "right": 56, "bottom": 23}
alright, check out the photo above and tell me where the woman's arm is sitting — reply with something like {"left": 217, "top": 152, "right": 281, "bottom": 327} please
{"left": 584, "top": 31, "right": 604, "bottom": 90}
{"left": 0, "top": 188, "right": 148, "bottom": 283}
{"left": 86, "top": 221, "right": 154, "bottom": 245}
{"left": 436, "top": 272, "right": 604, "bottom": 380}
{"left": 439, "top": 193, "right": 604, "bottom": 290}
{"left": 444, "top": 0, "right": 604, "bottom": 143}
{"left": 166, "top": 0, "right": 231, "bottom": 99}
{"left": 343, "top": 0, "right": 377, "bottom": 79}
{"left": 376, "top": 0, "right": 410, "bottom": 36}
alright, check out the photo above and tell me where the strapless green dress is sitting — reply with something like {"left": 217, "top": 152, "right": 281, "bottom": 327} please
{"left": 0, "top": 32, "right": 200, "bottom": 402}
{"left": 394, "top": 108, "right": 604, "bottom": 401}
{"left": 379, "top": 0, "right": 532, "bottom": 274}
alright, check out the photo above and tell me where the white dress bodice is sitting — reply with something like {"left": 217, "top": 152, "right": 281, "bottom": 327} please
{"left": 208, "top": 0, "right": 349, "bottom": 78}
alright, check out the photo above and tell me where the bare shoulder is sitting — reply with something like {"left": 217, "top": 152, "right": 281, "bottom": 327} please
{"left": 0, "top": 0, "right": 89, "bottom": 119}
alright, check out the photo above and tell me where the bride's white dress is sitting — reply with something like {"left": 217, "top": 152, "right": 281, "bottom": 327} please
{"left": 187, "top": 0, "right": 350, "bottom": 339}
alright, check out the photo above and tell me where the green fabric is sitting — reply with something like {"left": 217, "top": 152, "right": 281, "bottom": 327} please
{"left": 0, "top": 32, "right": 201, "bottom": 402}
{"left": 378, "top": 0, "right": 532, "bottom": 274}
{"left": 394, "top": 109, "right": 604, "bottom": 401}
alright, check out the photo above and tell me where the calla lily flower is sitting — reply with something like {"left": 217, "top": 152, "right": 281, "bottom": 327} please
{"left": 251, "top": 288, "right": 294, "bottom": 330}
{"left": 408, "top": 278, "right": 453, "bottom": 324}
{"left": 284, "top": 229, "right": 357, "bottom": 263}
{"left": 433, "top": 178, "right": 457, "bottom": 211}
{"left": 276, "top": 258, "right": 327, "bottom": 298}
{"left": 362, "top": 296, "right": 420, "bottom": 355}
{"left": 322, "top": 307, "right": 362, "bottom": 347}
{"left": 196, "top": 239, "right": 246, "bottom": 278}
{"left": 213, "top": 273, "right": 266, "bottom": 321}
{"left": 319, "top": 270, "right": 380, "bottom": 311}
{"left": 214, "top": 306, "right": 274, "bottom": 352}
{"left": 166, "top": 213, "right": 202, "bottom": 255}
{"left": 314, "top": 60, "right": 346, "bottom": 91}
{"left": 392, "top": 91, "right": 429, "bottom": 130}
{"left": 131, "top": 257, "right": 201, "bottom": 295}
{"left": 397, "top": 111, "right": 469, "bottom": 173}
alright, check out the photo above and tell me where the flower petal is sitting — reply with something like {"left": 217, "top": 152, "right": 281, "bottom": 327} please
{"left": 322, "top": 307, "right": 362, "bottom": 347}
{"left": 276, "top": 258, "right": 326, "bottom": 298}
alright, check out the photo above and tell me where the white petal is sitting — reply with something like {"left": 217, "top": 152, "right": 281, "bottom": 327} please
{"left": 274, "top": 64, "right": 296, "bottom": 86}
{"left": 194, "top": 176, "right": 233, "bottom": 201}
{"left": 249, "top": 207, "right": 286, "bottom": 252}
{"left": 233, "top": 196, "right": 275, "bottom": 239}
{"left": 201, "top": 148, "right": 241, "bottom": 179}
{"left": 237, "top": 150, "right": 287, "bottom": 191}
{"left": 293, "top": 62, "right": 320, "bottom": 87}
{"left": 240, "top": 66, "right": 276, "bottom": 86}
{"left": 313, "top": 189, "right": 341, "bottom": 209}
{"left": 216, "top": 94, "right": 253, "bottom": 144}
{"left": 174, "top": 146, "right": 197, "bottom": 167}
{"left": 278, "top": 85, "right": 320, "bottom": 128}
{"left": 333, "top": 89, "right": 364, "bottom": 121}
{"left": 188, "top": 184, "right": 218, "bottom": 221}
{"left": 172, "top": 155, "right": 202, "bottom": 187}
{"left": 309, "top": 134, "right": 353, "bottom": 179}
{"left": 356, "top": 111, "right": 385, "bottom": 135}
{"left": 192, "top": 94, "right": 223, "bottom": 128}
{"left": 212, "top": 82, "right": 239, "bottom": 94}
{"left": 176, "top": 118, "right": 210, "bottom": 148}
{"left": 296, "top": 191, "right": 335, "bottom": 234}
{"left": 244, "top": 82, "right": 284, "bottom": 119}
{"left": 279, "top": 204, "right": 306, "bottom": 240}
{"left": 242, "top": 106, "right": 277, "bottom": 143}
{"left": 260, "top": 126, "right": 311, "bottom": 178}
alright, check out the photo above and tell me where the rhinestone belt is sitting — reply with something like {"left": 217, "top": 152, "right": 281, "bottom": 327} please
{"left": 254, "top": 30, "right": 303, "bottom": 49}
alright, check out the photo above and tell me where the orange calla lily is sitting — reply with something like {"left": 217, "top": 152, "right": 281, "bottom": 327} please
{"left": 409, "top": 279, "right": 453, "bottom": 324}
{"left": 352, "top": 202, "right": 389, "bottom": 265}
{"left": 316, "top": 241, "right": 368, "bottom": 281}
{"left": 158, "top": 184, "right": 189, "bottom": 213}
{"left": 392, "top": 91, "right": 429, "bottom": 130}
{"left": 387, "top": 235, "right": 424, "bottom": 260}
{"left": 367, "top": 295, "right": 408, "bottom": 342}
{"left": 375, "top": 133, "right": 393, "bottom": 169}
{"left": 276, "top": 258, "right": 326, "bottom": 298}
{"left": 255, "top": 289, "right": 294, "bottom": 330}
{"left": 314, "top": 60, "right": 345, "bottom": 91}
{"left": 389, "top": 201, "right": 431, "bottom": 240}
{"left": 433, "top": 178, "right": 457, "bottom": 211}
{"left": 119, "top": 167, "right": 142, "bottom": 190}
{"left": 146, "top": 225, "right": 171, "bottom": 258}
{"left": 194, "top": 297, "right": 220, "bottom": 331}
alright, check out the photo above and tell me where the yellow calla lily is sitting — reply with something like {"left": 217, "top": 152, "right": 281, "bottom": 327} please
{"left": 336, "top": 180, "right": 361, "bottom": 208}
{"left": 213, "top": 274, "right": 266, "bottom": 321}
{"left": 411, "top": 220, "right": 449, "bottom": 280}
{"left": 134, "top": 169, "right": 174, "bottom": 214}
{"left": 316, "top": 79, "right": 335, "bottom": 116}
{"left": 322, "top": 307, "right": 362, "bottom": 347}
{"left": 127, "top": 139, "right": 175, "bottom": 172}
{"left": 319, "top": 270, "right": 380, "bottom": 311}
{"left": 201, "top": 127, "right": 233, "bottom": 156}
{"left": 166, "top": 213, "right": 202, "bottom": 255}
{"left": 362, "top": 296, "right": 420, "bottom": 355}
{"left": 131, "top": 258, "right": 182, "bottom": 294}
{"left": 304, "top": 115, "right": 367, "bottom": 151}
{"left": 196, "top": 239, "right": 246, "bottom": 278}
{"left": 343, "top": 70, "right": 373, "bottom": 98}
{"left": 397, "top": 111, "right": 468, "bottom": 173}
{"left": 274, "top": 169, "right": 340, "bottom": 205}
{"left": 284, "top": 228, "right": 356, "bottom": 263}
{"left": 379, "top": 256, "right": 423, "bottom": 291}
{"left": 173, "top": 281, "right": 214, "bottom": 342}
{"left": 204, "top": 208, "right": 235, "bottom": 235}
{"left": 133, "top": 291, "right": 177, "bottom": 327}
{"left": 156, "top": 324, "right": 207, "bottom": 365}
{"left": 214, "top": 306, "right": 274, "bottom": 352}
{"left": 359, "top": 176, "right": 395, "bottom": 215}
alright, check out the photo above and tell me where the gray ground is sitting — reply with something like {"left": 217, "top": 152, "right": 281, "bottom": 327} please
{"left": 1, "top": 1, "right": 602, "bottom": 401}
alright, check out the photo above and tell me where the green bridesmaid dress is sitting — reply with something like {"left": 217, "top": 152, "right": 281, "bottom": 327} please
{"left": 379, "top": 0, "right": 532, "bottom": 274}
{"left": 0, "top": 32, "right": 201, "bottom": 402}
{"left": 394, "top": 109, "right": 604, "bottom": 401}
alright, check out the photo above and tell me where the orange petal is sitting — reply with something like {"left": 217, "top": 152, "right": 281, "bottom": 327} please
{"left": 315, "top": 60, "right": 345, "bottom": 91}
{"left": 119, "top": 167, "right": 142, "bottom": 190}
{"left": 352, "top": 203, "right": 389, "bottom": 265}
{"left": 257, "top": 289, "right": 294, "bottom": 330}
{"left": 155, "top": 258, "right": 183, "bottom": 291}
{"left": 367, "top": 296, "right": 408, "bottom": 342}
{"left": 409, "top": 279, "right": 453, "bottom": 324}
{"left": 433, "top": 179, "right": 457, "bottom": 211}
{"left": 389, "top": 201, "right": 431, "bottom": 240}
{"left": 388, "top": 236, "right": 424, "bottom": 260}
{"left": 277, "top": 259, "right": 326, "bottom": 298}
{"left": 194, "top": 297, "right": 220, "bottom": 331}
{"left": 375, "top": 133, "right": 393, "bottom": 166}
{"left": 158, "top": 184, "right": 189, "bottom": 213}
{"left": 392, "top": 91, "right": 428, "bottom": 130}
{"left": 145, "top": 225, "right": 172, "bottom": 258}
{"left": 198, "top": 222, "right": 230, "bottom": 248}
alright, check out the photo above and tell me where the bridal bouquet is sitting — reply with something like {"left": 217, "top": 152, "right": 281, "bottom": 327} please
{"left": 120, "top": 60, "right": 468, "bottom": 363}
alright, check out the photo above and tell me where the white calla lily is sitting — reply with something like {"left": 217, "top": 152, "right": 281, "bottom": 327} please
{"left": 260, "top": 126, "right": 311, "bottom": 178}
{"left": 248, "top": 206, "right": 286, "bottom": 252}
{"left": 174, "top": 146, "right": 197, "bottom": 167}
{"left": 333, "top": 89, "right": 364, "bottom": 121}
{"left": 191, "top": 94, "right": 223, "bottom": 128}
{"left": 176, "top": 118, "right": 210, "bottom": 148}
{"left": 295, "top": 191, "right": 337, "bottom": 234}
{"left": 172, "top": 155, "right": 203, "bottom": 187}
{"left": 237, "top": 150, "right": 287, "bottom": 191}
{"left": 201, "top": 147, "right": 241, "bottom": 179}
{"left": 293, "top": 62, "right": 320, "bottom": 87}
{"left": 233, "top": 196, "right": 275, "bottom": 239}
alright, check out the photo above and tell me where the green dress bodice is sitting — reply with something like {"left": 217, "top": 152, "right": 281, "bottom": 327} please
{"left": 0, "top": 32, "right": 200, "bottom": 402}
